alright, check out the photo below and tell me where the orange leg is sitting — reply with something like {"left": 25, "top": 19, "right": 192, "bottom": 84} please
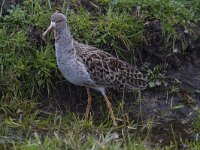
{"left": 102, "top": 94, "right": 117, "bottom": 126}
{"left": 85, "top": 88, "right": 92, "bottom": 120}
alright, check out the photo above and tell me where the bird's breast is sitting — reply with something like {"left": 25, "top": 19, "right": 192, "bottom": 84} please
{"left": 56, "top": 54, "right": 96, "bottom": 87}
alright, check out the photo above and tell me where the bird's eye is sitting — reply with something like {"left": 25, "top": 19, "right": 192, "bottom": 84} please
{"left": 57, "top": 20, "right": 62, "bottom": 23}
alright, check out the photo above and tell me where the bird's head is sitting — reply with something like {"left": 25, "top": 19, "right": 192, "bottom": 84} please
{"left": 43, "top": 12, "right": 67, "bottom": 37}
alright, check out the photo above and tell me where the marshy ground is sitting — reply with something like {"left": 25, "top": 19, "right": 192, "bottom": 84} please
{"left": 0, "top": 0, "right": 200, "bottom": 149}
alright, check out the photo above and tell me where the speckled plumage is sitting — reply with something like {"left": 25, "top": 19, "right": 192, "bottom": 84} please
{"left": 43, "top": 12, "right": 147, "bottom": 126}
{"left": 74, "top": 41, "right": 147, "bottom": 91}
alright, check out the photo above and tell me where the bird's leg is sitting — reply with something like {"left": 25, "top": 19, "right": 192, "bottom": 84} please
{"left": 102, "top": 94, "right": 117, "bottom": 126}
{"left": 85, "top": 88, "right": 92, "bottom": 120}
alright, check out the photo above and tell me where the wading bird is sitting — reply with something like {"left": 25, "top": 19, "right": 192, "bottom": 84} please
{"left": 43, "top": 12, "right": 147, "bottom": 126}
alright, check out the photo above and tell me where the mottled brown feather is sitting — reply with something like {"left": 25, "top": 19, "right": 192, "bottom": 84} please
{"left": 74, "top": 41, "right": 147, "bottom": 91}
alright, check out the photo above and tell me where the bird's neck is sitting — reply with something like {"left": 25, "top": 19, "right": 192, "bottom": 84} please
{"left": 55, "top": 27, "right": 76, "bottom": 59}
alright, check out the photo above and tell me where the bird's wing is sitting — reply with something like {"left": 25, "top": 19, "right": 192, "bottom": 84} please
{"left": 74, "top": 41, "right": 147, "bottom": 90}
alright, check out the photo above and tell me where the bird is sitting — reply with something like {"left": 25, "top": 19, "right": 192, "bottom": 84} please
{"left": 43, "top": 12, "right": 147, "bottom": 126}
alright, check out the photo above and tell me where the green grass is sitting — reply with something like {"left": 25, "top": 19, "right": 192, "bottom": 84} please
{"left": 1, "top": 0, "right": 198, "bottom": 98}
{"left": 0, "top": 96, "right": 149, "bottom": 149}
{"left": 0, "top": 0, "right": 200, "bottom": 149}
{"left": 0, "top": 97, "right": 185, "bottom": 150}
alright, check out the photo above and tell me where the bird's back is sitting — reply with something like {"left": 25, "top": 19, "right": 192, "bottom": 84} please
{"left": 74, "top": 41, "right": 147, "bottom": 91}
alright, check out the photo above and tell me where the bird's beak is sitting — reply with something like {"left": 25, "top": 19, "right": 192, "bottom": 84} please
{"left": 43, "top": 22, "right": 56, "bottom": 37}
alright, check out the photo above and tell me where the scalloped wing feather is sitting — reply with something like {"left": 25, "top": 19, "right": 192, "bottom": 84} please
{"left": 74, "top": 41, "right": 147, "bottom": 90}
